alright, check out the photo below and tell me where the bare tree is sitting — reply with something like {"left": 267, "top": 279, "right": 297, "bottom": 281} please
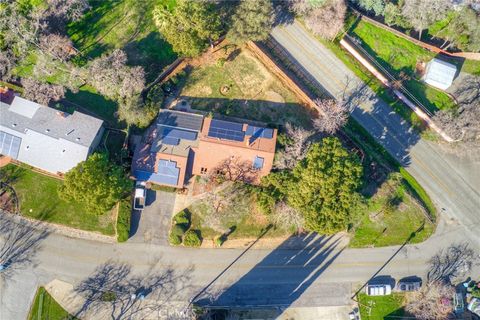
{"left": 47, "top": 0, "right": 91, "bottom": 22}
{"left": 312, "top": 99, "right": 349, "bottom": 134}
{"left": 402, "top": 0, "right": 452, "bottom": 39}
{"left": 271, "top": 201, "right": 304, "bottom": 231}
{"left": 405, "top": 282, "right": 455, "bottom": 320}
{"left": 427, "top": 242, "right": 478, "bottom": 284}
{"left": 275, "top": 123, "right": 314, "bottom": 169}
{"left": 304, "top": 0, "right": 346, "bottom": 40}
{"left": 208, "top": 156, "right": 259, "bottom": 184}
{"left": 39, "top": 33, "right": 75, "bottom": 61}
{"left": 289, "top": 0, "right": 327, "bottom": 15}
{"left": 21, "top": 78, "right": 65, "bottom": 105}
{"left": 87, "top": 49, "right": 145, "bottom": 102}
{"left": 0, "top": 51, "right": 14, "bottom": 80}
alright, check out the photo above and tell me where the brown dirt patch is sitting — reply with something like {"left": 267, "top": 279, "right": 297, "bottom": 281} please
{"left": 264, "top": 90, "right": 285, "bottom": 103}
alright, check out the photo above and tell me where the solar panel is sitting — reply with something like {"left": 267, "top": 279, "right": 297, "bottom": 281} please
{"left": 162, "top": 136, "right": 180, "bottom": 146}
{"left": 157, "top": 110, "right": 203, "bottom": 131}
{"left": 208, "top": 119, "right": 245, "bottom": 142}
{"left": 162, "top": 128, "right": 197, "bottom": 141}
{"left": 0, "top": 130, "right": 22, "bottom": 159}
{"left": 245, "top": 126, "right": 274, "bottom": 139}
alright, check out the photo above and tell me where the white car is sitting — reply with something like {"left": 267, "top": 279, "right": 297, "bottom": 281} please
{"left": 133, "top": 181, "right": 146, "bottom": 211}
{"left": 366, "top": 284, "right": 392, "bottom": 296}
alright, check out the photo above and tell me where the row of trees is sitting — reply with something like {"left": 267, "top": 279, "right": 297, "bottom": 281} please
{"left": 0, "top": 1, "right": 157, "bottom": 128}
{"left": 353, "top": 0, "right": 480, "bottom": 51}
{"left": 153, "top": 0, "right": 275, "bottom": 57}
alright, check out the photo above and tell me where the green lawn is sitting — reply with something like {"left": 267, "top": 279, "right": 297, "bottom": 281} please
{"left": 65, "top": 85, "right": 120, "bottom": 126}
{"left": 67, "top": 0, "right": 177, "bottom": 82}
{"left": 358, "top": 293, "right": 405, "bottom": 320}
{"left": 350, "top": 20, "right": 455, "bottom": 113}
{"left": 350, "top": 176, "right": 434, "bottom": 248}
{"left": 0, "top": 164, "right": 115, "bottom": 235}
{"left": 28, "top": 287, "right": 77, "bottom": 320}
{"left": 178, "top": 48, "right": 312, "bottom": 127}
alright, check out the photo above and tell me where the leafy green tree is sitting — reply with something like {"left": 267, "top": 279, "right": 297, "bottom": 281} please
{"left": 153, "top": 0, "right": 222, "bottom": 57}
{"left": 227, "top": 0, "right": 274, "bottom": 44}
{"left": 288, "top": 137, "right": 363, "bottom": 233}
{"left": 383, "top": 2, "right": 411, "bottom": 28}
{"left": 60, "top": 153, "right": 131, "bottom": 215}
{"left": 183, "top": 230, "right": 202, "bottom": 247}
{"left": 354, "top": 0, "right": 385, "bottom": 16}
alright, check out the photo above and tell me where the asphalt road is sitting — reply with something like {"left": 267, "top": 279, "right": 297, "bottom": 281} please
{"left": 271, "top": 21, "right": 480, "bottom": 241}
{"left": 1, "top": 20, "right": 480, "bottom": 320}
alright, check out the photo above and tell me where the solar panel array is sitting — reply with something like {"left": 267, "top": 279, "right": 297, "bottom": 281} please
{"left": 208, "top": 119, "right": 245, "bottom": 142}
{"left": 0, "top": 131, "right": 21, "bottom": 159}
{"left": 157, "top": 110, "right": 203, "bottom": 131}
{"left": 162, "top": 136, "right": 180, "bottom": 146}
{"left": 162, "top": 128, "right": 197, "bottom": 141}
{"left": 245, "top": 125, "right": 274, "bottom": 139}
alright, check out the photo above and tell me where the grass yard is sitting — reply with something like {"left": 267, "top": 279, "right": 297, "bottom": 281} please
{"left": 350, "top": 175, "right": 434, "bottom": 248}
{"left": 358, "top": 293, "right": 405, "bottom": 320}
{"left": 28, "top": 287, "right": 77, "bottom": 320}
{"left": 0, "top": 164, "right": 115, "bottom": 235}
{"left": 350, "top": 20, "right": 455, "bottom": 113}
{"left": 178, "top": 47, "right": 313, "bottom": 127}
{"left": 67, "top": 0, "right": 177, "bottom": 82}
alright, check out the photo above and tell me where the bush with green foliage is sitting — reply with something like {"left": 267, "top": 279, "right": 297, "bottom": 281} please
{"left": 259, "top": 137, "right": 363, "bottom": 234}
{"left": 60, "top": 153, "right": 132, "bottom": 215}
{"left": 153, "top": 0, "right": 222, "bottom": 57}
{"left": 168, "top": 224, "right": 187, "bottom": 246}
{"left": 173, "top": 210, "right": 190, "bottom": 226}
{"left": 183, "top": 230, "right": 202, "bottom": 247}
{"left": 227, "top": 0, "right": 274, "bottom": 44}
{"left": 116, "top": 198, "right": 131, "bottom": 242}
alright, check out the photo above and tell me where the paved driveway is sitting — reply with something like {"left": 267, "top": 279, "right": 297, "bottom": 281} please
{"left": 128, "top": 190, "right": 176, "bottom": 245}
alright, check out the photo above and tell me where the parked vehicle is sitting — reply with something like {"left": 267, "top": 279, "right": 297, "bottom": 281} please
{"left": 366, "top": 284, "right": 392, "bottom": 296}
{"left": 468, "top": 298, "right": 480, "bottom": 317}
{"left": 453, "top": 292, "right": 465, "bottom": 314}
{"left": 397, "top": 276, "right": 422, "bottom": 292}
{"left": 133, "top": 182, "right": 146, "bottom": 211}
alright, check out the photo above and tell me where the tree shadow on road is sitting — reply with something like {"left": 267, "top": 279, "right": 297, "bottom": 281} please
{"left": 73, "top": 259, "right": 194, "bottom": 320}
{"left": 427, "top": 242, "right": 478, "bottom": 285}
{"left": 0, "top": 213, "right": 50, "bottom": 281}
{"left": 193, "top": 233, "right": 346, "bottom": 318}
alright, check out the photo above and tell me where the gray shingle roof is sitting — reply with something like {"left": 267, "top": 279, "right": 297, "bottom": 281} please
{"left": 0, "top": 96, "right": 103, "bottom": 147}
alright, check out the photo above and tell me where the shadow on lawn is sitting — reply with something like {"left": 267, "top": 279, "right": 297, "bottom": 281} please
{"left": 193, "top": 233, "right": 346, "bottom": 318}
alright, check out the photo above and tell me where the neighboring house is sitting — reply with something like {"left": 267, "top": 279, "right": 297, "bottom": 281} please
{"left": 132, "top": 109, "right": 277, "bottom": 188}
{"left": 423, "top": 58, "right": 457, "bottom": 91}
{"left": 0, "top": 94, "right": 104, "bottom": 174}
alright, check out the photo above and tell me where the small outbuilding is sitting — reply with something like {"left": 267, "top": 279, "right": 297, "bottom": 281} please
{"left": 423, "top": 58, "right": 457, "bottom": 91}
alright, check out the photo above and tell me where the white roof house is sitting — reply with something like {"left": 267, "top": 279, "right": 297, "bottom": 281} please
{"left": 0, "top": 96, "right": 104, "bottom": 174}
{"left": 424, "top": 58, "right": 457, "bottom": 91}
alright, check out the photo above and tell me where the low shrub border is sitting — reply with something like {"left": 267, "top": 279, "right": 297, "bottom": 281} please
{"left": 116, "top": 198, "right": 132, "bottom": 242}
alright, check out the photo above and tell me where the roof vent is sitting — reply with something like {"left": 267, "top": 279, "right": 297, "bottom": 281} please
{"left": 12, "top": 123, "right": 17, "bottom": 127}
{"left": 76, "top": 137, "right": 80, "bottom": 141}
{"left": 45, "top": 129, "right": 50, "bottom": 133}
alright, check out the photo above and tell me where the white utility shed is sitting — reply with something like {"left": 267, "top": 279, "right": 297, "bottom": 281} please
{"left": 424, "top": 58, "right": 457, "bottom": 90}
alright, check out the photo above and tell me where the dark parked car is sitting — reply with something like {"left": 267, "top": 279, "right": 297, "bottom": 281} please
{"left": 397, "top": 276, "right": 422, "bottom": 292}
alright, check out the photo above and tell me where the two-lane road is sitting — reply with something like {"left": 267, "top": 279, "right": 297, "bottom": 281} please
{"left": 271, "top": 21, "right": 480, "bottom": 241}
